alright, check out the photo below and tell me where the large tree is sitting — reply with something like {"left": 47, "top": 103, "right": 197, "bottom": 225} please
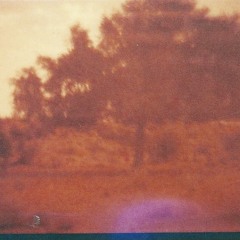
{"left": 99, "top": 0, "right": 240, "bottom": 167}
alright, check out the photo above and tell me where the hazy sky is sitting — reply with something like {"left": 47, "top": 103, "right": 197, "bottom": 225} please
{"left": 0, "top": 0, "right": 240, "bottom": 117}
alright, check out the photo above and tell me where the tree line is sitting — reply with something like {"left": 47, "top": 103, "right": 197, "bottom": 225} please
{"left": 10, "top": 0, "right": 240, "bottom": 167}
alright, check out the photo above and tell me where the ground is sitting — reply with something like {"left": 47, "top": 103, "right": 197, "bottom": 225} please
{"left": 0, "top": 122, "right": 240, "bottom": 233}
{"left": 0, "top": 164, "right": 239, "bottom": 233}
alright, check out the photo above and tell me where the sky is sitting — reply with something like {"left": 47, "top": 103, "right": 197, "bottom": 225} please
{"left": 0, "top": 0, "right": 240, "bottom": 117}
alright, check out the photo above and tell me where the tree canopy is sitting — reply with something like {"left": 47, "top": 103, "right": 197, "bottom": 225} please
{"left": 38, "top": 25, "right": 107, "bottom": 127}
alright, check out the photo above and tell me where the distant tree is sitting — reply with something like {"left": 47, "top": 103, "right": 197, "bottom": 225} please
{"left": 99, "top": 0, "right": 240, "bottom": 167}
{"left": 12, "top": 67, "right": 45, "bottom": 122}
{"left": 38, "top": 25, "right": 107, "bottom": 127}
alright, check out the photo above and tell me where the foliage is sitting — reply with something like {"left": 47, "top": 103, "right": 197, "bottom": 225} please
{"left": 4, "top": 120, "right": 40, "bottom": 165}
{"left": 12, "top": 68, "right": 44, "bottom": 121}
{"left": 38, "top": 25, "right": 107, "bottom": 127}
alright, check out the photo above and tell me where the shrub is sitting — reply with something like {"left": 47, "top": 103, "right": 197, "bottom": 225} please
{"left": 16, "top": 140, "right": 38, "bottom": 165}
{"left": 150, "top": 132, "right": 179, "bottom": 163}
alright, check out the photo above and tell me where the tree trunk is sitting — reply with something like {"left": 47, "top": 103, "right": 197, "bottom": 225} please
{"left": 133, "top": 121, "right": 145, "bottom": 168}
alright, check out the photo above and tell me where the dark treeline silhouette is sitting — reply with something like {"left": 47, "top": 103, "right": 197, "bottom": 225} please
{"left": 10, "top": 0, "right": 240, "bottom": 167}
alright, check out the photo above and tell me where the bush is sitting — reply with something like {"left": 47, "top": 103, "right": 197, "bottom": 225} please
{"left": 16, "top": 140, "right": 37, "bottom": 165}
{"left": 150, "top": 132, "right": 179, "bottom": 163}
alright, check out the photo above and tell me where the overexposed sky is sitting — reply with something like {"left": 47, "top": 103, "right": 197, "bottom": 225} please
{"left": 0, "top": 0, "right": 240, "bottom": 117}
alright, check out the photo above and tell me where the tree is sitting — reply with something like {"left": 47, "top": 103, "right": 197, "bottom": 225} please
{"left": 38, "top": 25, "right": 107, "bottom": 127}
{"left": 12, "top": 67, "right": 45, "bottom": 122}
{"left": 99, "top": 0, "right": 240, "bottom": 167}
{"left": 99, "top": 0, "right": 197, "bottom": 166}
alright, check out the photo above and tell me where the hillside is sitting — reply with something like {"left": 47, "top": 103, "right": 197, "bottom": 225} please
{"left": 15, "top": 120, "right": 240, "bottom": 171}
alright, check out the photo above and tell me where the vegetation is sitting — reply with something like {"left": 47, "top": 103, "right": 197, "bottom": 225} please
{"left": 8, "top": 0, "right": 240, "bottom": 168}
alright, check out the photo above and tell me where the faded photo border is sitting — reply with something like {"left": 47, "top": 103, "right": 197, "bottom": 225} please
{"left": 1, "top": 233, "right": 240, "bottom": 240}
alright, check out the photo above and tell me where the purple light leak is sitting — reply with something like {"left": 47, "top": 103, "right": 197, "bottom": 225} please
{"left": 114, "top": 198, "right": 206, "bottom": 232}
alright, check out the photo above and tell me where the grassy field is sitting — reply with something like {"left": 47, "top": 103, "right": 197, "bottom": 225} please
{"left": 0, "top": 121, "right": 240, "bottom": 233}
{"left": 1, "top": 166, "right": 239, "bottom": 233}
